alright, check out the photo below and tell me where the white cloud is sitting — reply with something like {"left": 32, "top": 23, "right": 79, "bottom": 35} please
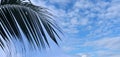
{"left": 49, "top": 0, "right": 70, "bottom": 4}
{"left": 83, "top": 37, "right": 120, "bottom": 50}
{"left": 76, "top": 53, "right": 90, "bottom": 57}
{"left": 31, "top": 0, "right": 120, "bottom": 36}
{"left": 105, "top": 4, "right": 120, "bottom": 19}
{"left": 93, "top": 50, "right": 120, "bottom": 57}
{"left": 32, "top": 0, "right": 120, "bottom": 57}
{"left": 70, "top": 18, "right": 79, "bottom": 25}
{"left": 63, "top": 28, "right": 79, "bottom": 33}
{"left": 62, "top": 46, "right": 75, "bottom": 51}
{"left": 60, "top": 36, "right": 120, "bottom": 57}
{"left": 110, "top": 54, "right": 120, "bottom": 57}
{"left": 1, "top": 0, "right": 120, "bottom": 57}
{"left": 31, "top": 0, "right": 46, "bottom": 7}
{"left": 81, "top": 55, "right": 87, "bottom": 57}
{"left": 79, "top": 36, "right": 120, "bottom": 57}
{"left": 80, "top": 19, "right": 89, "bottom": 25}
{"left": 74, "top": 0, "right": 93, "bottom": 9}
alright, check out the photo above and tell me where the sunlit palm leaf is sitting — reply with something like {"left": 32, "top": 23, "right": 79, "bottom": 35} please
{"left": 0, "top": 0, "right": 62, "bottom": 51}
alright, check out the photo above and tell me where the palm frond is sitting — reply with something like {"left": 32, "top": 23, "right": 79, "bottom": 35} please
{"left": 0, "top": 1, "right": 62, "bottom": 51}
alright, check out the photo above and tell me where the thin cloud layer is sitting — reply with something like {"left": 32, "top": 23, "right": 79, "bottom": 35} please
{"left": 1, "top": 0, "right": 120, "bottom": 57}
{"left": 22, "top": 0, "right": 120, "bottom": 57}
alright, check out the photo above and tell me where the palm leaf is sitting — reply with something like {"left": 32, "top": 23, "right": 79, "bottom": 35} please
{"left": 0, "top": 0, "right": 62, "bottom": 51}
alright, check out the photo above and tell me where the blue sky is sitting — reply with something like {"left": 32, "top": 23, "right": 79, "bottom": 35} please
{"left": 0, "top": 0, "right": 120, "bottom": 57}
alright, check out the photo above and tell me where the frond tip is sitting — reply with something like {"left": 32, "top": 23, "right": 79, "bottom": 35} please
{"left": 0, "top": 2, "right": 62, "bottom": 51}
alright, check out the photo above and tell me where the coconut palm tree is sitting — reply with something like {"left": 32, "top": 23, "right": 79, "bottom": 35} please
{"left": 0, "top": 0, "right": 61, "bottom": 53}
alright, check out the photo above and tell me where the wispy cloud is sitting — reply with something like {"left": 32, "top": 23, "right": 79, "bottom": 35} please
{"left": 83, "top": 37, "right": 120, "bottom": 50}
{"left": 1, "top": 0, "right": 120, "bottom": 57}
{"left": 31, "top": 0, "right": 120, "bottom": 57}
{"left": 76, "top": 36, "right": 120, "bottom": 57}
{"left": 48, "top": 0, "right": 71, "bottom": 4}
{"left": 60, "top": 35, "right": 120, "bottom": 57}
